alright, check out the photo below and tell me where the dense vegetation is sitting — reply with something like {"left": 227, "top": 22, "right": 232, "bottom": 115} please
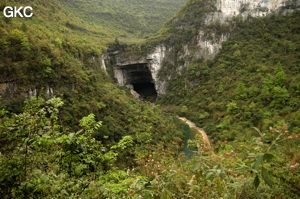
{"left": 145, "top": 0, "right": 221, "bottom": 48}
{"left": 159, "top": 11, "right": 300, "bottom": 141}
{"left": 0, "top": 0, "right": 299, "bottom": 198}
{"left": 1, "top": 97, "right": 299, "bottom": 198}
{"left": 0, "top": 1, "right": 186, "bottom": 196}
{"left": 58, "top": 0, "right": 187, "bottom": 39}
{"left": 0, "top": 0, "right": 187, "bottom": 139}
{"left": 0, "top": 97, "right": 187, "bottom": 198}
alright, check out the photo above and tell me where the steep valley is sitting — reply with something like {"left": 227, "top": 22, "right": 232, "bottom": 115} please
{"left": 0, "top": 0, "right": 300, "bottom": 198}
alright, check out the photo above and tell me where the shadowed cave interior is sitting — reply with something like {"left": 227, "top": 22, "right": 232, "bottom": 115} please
{"left": 119, "top": 63, "right": 157, "bottom": 102}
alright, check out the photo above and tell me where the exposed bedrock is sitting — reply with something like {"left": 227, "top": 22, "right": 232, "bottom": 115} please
{"left": 114, "top": 63, "right": 157, "bottom": 101}
{"left": 110, "top": 45, "right": 167, "bottom": 99}
{"left": 102, "top": 0, "right": 299, "bottom": 98}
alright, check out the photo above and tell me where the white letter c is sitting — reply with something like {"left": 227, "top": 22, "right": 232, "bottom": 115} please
{"left": 23, "top": 6, "right": 33, "bottom": 18}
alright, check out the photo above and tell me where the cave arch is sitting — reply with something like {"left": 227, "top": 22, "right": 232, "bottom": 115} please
{"left": 114, "top": 63, "right": 157, "bottom": 101}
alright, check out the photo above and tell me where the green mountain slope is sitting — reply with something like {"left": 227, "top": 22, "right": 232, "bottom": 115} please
{"left": 0, "top": 2, "right": 189, "bottom": 197}
{"left": 148, "top": 0, "right": 217, "bottom": 44}
{"left": 158, "top": 11, "right": 300, "bottom": 141}
{"left": 58, "top": 0, "right": 187, "bottom": 38}
{"left": 1, "top": 0, "right": 299, "bottom": 198}
{"left": 0, "top": 0, "right": 184, "bottom": 161}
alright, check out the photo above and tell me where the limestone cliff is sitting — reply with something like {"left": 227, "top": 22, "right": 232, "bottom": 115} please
{"left": 195, "top": 0, "right": 299, "bottom": 59}
{"left": 166, "top": 0, "right": 299, "bottom": 61}
{"left": 109, "top": 0, "right": 299, "bottom": 97}
{"left": 109, "top": 45, "right": 168, "bottom": 96}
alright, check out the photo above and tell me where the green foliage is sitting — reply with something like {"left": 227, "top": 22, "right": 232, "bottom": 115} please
{"left": 79, "top": 113, "right": 102, "bottom": 134}
{"left": 235, "top": 82, "right": 247, "bottom": 99}
{"left": 59, "top": 0, "right": 187, "bottom": 38}
{"left": 159, "top": 11, "right": 300, "bottom": 141}
{"left": 271, "top": 86, "right": 290, "bottom": 108}
{"left": 0, "top": 0, "right": 184, "bottom": 157}
{"left": 226, "top": 102, "right": 239, "bottom": 115}
{"left": 111, "top": 135, "right": 134, "bottom": 150}
{"left": 98, "top": 170, "right": 135, "bottom": 198}
{"left": 146, "top": 0, "right": 224, "bottom": 49}
{"left": 235, "top": 125, "right": 299, "bottom": 197}
{"left": 0, "top": 97, "right": 185, "bottom": 198}
{"left": 1, "top": 0, "right": 299, "bottom": 198}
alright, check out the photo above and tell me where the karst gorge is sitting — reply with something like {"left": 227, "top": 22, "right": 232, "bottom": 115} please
{"left": 0, "top": 0, "right": 299, "bottom": 198}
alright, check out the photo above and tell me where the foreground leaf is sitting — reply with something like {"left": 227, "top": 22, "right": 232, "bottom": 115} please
{"left": 262, "top": 167, "right": 274, "bottom": 187}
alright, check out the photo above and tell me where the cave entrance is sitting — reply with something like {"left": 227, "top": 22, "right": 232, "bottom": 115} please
{"left": 116, "top": 63, "right": 157, "bottom": 102}
{"left": 132, "top": 82, "right": 157, "bottom": 102}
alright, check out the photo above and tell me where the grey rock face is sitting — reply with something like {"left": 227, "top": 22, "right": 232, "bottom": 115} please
{"left": 105, "top": 0, "right": 299, "bottom": 96}
{"left": 197, "top": 0, "right": 299, "bottom": 60}
{"left": 112, "top": 45, "right": 168, "bottom": 96}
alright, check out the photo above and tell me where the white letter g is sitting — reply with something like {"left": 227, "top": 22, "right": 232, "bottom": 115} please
{"left": 3, "top": 6, "right": 14, "bottom": 18}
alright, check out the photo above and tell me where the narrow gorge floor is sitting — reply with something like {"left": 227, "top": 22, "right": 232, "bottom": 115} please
{"left": 178, "top": 117, "right": 216, "bottom": 156}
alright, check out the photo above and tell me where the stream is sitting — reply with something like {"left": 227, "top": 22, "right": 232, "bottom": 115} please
{"left": 179, "top": 117, "right": 213, "bottom": 157}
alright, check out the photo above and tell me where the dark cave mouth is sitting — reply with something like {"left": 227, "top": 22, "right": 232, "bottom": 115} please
{"left": 115, "top": 63, "right": 158, "bottom": 102}
{"left": 132, "top": 82, "right": 157, "bottom": 102}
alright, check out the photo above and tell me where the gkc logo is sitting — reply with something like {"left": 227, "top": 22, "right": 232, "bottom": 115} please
{"left": 3, "top": 6, "right": 33, "bottom": 18}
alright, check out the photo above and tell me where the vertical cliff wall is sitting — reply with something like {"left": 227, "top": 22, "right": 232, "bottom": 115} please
{"left": 186, "top": 0, "right": 300, "bottom": 61}
{"left": 156, "top": 0, "right": 299, "bottom": 91}
{"left": 104, "top": 0, "right": 299, "bottom": 98}
{"left": 110, "top": 45, "right": 168, "bottom": 97}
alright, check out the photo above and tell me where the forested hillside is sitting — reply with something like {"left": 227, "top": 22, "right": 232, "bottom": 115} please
{"left": 159, "top": 12, "right": 300, "bottom": 141}
{"left": 58, "top": 0, "right": 187, "bottom": 38}
{"left": 0, "top": 0, "right": 299, "bottom": 198}
{"left": 0, "top": 1, "right": 187, "bottom": 197}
